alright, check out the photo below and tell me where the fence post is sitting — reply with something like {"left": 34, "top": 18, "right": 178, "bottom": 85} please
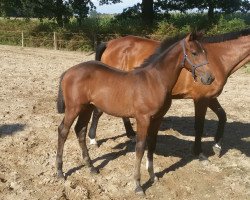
{"left": 54, "top": 32, "right": 58, "bottom": 50}
{"left": 93, "top": 33, "right": 97, "bottom": 51}
{"left": 21, "top": 31, "right": 24, "bottom": 47}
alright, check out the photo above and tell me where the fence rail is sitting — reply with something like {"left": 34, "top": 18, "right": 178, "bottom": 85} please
{"left": 0, "top": 30, "right": 164, "bottom": 51}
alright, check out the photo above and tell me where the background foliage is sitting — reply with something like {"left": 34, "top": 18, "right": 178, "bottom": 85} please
{"left": 0, "top": 0, "right": 249, "bottom": 51}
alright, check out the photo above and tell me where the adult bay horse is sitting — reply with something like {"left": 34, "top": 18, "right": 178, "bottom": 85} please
{"left": 89, "top": 28, "right": 250, "bottom": 158}
{"left": 56, "top": 33, "right": 214, "bottom": 194}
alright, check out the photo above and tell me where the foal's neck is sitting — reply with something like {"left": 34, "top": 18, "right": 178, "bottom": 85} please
{"left": 149, "top": 45, "right": 182, "bottom": 92}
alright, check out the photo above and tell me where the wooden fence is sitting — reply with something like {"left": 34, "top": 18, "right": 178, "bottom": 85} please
{"left": 0, "top": 30, "right": 163, "bottom": 51}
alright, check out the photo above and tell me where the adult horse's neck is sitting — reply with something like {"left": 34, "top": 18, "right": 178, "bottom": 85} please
{"left": 206, "top": 35, "right": 250, "bottom": 80}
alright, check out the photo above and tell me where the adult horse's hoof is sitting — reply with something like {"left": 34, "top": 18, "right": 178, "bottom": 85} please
{"left": 212, "top": 143, "right": 222, "bottom": 156}
{"left": 135, "top": 186, "right": 145, "bottom": 196}
{"left": 89, "top": 167, "right": 99, "bottom": 174}
{"left": 150, "top": 175, "right": 159, "bottom": 183}
{"left": 89, "top": 138, "right": 98, "bottom": 147}
{"left": 198, "top": 153, "right": 209, "bottom": 161}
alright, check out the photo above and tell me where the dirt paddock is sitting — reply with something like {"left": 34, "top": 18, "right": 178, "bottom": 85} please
{"left": 0, "top": 45, "right": 249, "bottom": 200}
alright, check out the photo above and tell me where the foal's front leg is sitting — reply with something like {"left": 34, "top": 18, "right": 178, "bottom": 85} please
{"left": 134, "top": 116, "right": 150, "bottom": 195}
{"left": 146, "top": 117, "right": 162, "bottom": 182}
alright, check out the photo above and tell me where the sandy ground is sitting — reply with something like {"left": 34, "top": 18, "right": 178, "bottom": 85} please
{"left": 0, "top": 45, "right": 249, "bottom": 200}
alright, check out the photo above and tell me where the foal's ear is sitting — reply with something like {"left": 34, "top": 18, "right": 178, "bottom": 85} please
{"left": 189, "top": 31, "right": 204, "bottom": 41}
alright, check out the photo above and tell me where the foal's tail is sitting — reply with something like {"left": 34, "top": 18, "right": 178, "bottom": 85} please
{"left": 57, "top": 72, "right": 66, "bottom": 113}
{"left": 95, "top": 42, "right": 107, "bottom": 61}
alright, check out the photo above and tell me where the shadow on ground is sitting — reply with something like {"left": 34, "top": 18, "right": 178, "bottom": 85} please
{"left": 0, "top": 123, "right": 26, "bottom": 137}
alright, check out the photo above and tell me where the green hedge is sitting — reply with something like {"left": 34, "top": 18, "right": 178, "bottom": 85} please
{"left": 0, "top": 13, "right": 249, "bottom": 51}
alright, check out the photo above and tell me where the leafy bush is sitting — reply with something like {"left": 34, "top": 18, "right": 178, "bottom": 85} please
{"left": 207, "top": 16, "right": 247, "bottom": 35}
{"left": 0, "top": 12, "right": 249, "bottom": 51}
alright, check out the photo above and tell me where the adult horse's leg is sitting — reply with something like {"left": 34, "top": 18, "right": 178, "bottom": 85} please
{"left": 208, "top": 98, "right": 227, "bottom": 156}
{"left": 134, "top": 116, "right": 150, "bottom": 195}
{"left": 122, "top": 117, "right": 136, "bottom": 138}
{"left": 88, "top": 107, "right": 103, "bottom": 145}
{"left": 193, "top": 99, "right": 209, "bottom": 160}
{"left": 146, "top": 117, "right": 162, "bottom": 182}
{"left": 56, "top": 108, "right": 79, "bottom": 179}
{"left": 75, "top": 105, "right": 98, "bottom": 173}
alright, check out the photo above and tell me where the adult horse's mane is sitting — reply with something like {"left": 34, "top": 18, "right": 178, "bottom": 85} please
{"left": 139, "top": 34, "right": 186, "bottom": 68}
{"left": 202, "top": 28, "right": 250, "bottom": 43}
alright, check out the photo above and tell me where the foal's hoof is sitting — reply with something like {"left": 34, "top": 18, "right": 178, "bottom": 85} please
{"left": 212, "top": 143, "right": 222, "bottom": 156}
{"left": 135, "top": 186, "right": 145, "bottom": 196}
{"left": 57, "top": 171, "right": 65, "bottom": 180}
{"left": 198, "top": 153, "right": 209, "bottom": 161}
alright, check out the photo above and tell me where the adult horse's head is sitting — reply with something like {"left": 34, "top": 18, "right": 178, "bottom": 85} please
{"left": 181, "top": 32, "right": 214, "bottom": 85}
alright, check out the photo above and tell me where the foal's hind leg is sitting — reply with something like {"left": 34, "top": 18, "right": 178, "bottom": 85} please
{"left": 122, "top": 117, "right": 136, "bottom": 139}
{"left": 56, "top": 109, "right": 79, "bottom": 179}
{"left": 208, "top": 98, "right": 227, "bottom": 156}
{"left": 75, "top": 106, "right": 98, "bottom": 174}
{"left": 88, "top": 107, "right": 103, "bottom": 145}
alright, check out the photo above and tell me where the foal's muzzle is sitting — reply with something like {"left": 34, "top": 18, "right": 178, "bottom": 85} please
{"left": 181, "top": 39, "right": 214, "bottom": 85}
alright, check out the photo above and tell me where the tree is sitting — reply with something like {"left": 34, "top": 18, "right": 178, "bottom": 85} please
{"left": 20, "top": 0, "right": 55, "bottom": 19}
{"left": 0, "top": 0, "right": 23, "bottom": 17}
{"left": 70, "top": 0, "right": 95, "bottom": 25}
{"left": 141, "top": 0, "right": 154, "bottom": 24}
{"left": 0, "top": 0, "right": 69, "bottom": 25}
{"left": 155, "top": 0, "right": 250, "bottom": 22}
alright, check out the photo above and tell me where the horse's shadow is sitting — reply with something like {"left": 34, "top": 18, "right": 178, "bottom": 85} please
{"left": 160, "top": 116, "right": 250, "bottom": 157}
{"left": 66, "top": 116, "right": 250, "bottom": 191}
{"left": 92, "top": 134, "right": 135, "bottom": 171}
{"left": 0, "top": 123, "right": 26, "bottom": 137}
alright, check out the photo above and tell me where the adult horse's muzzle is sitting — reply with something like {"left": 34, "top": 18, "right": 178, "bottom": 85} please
{"left": 200, "top": 72, "right": 215, "bottom": 85}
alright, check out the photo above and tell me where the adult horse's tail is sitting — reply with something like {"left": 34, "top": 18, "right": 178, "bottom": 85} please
{"left": 95, "top": 42, "right": 107, "bottom": 61}
{"left": 57, "top": 72, "right": 66, "bottom": 113}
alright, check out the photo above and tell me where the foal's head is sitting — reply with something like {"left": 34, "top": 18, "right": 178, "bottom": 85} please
{"left": 181, "top": 32, "right": 214, "bottom": 85}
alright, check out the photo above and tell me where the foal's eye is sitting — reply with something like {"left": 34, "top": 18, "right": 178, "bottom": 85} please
{"left": 192, "top": 51, "right": 197, "bottom": 56}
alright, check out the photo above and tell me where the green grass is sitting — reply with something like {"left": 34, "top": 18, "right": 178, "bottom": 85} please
{"left": 244, "top": 63, "right": 250, "bottom": 74}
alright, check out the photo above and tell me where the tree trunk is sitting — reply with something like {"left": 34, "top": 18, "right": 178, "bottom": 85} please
{"left": 55, "top": 0, "right": 63, "bottom": 27}
{"left": 207, "top": 0, "right": 215, "bottom": 23}
{"left": 141, "top": 0, "right": 154, "bottom": 25}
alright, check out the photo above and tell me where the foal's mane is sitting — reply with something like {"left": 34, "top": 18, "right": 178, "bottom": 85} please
{"left": 139, "top": 34, "right": 186, "bottom": 68}
{"left": 202, "top": 28, "right": 250, "bottom": 43}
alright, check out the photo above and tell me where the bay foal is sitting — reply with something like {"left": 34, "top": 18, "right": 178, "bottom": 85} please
{"left": 56, "top": 33, "right": 214, "bottom": 194}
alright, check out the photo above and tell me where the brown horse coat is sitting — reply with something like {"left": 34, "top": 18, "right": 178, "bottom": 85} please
{"left": 90, "top": 29, "right": 250, "bottom": 157}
